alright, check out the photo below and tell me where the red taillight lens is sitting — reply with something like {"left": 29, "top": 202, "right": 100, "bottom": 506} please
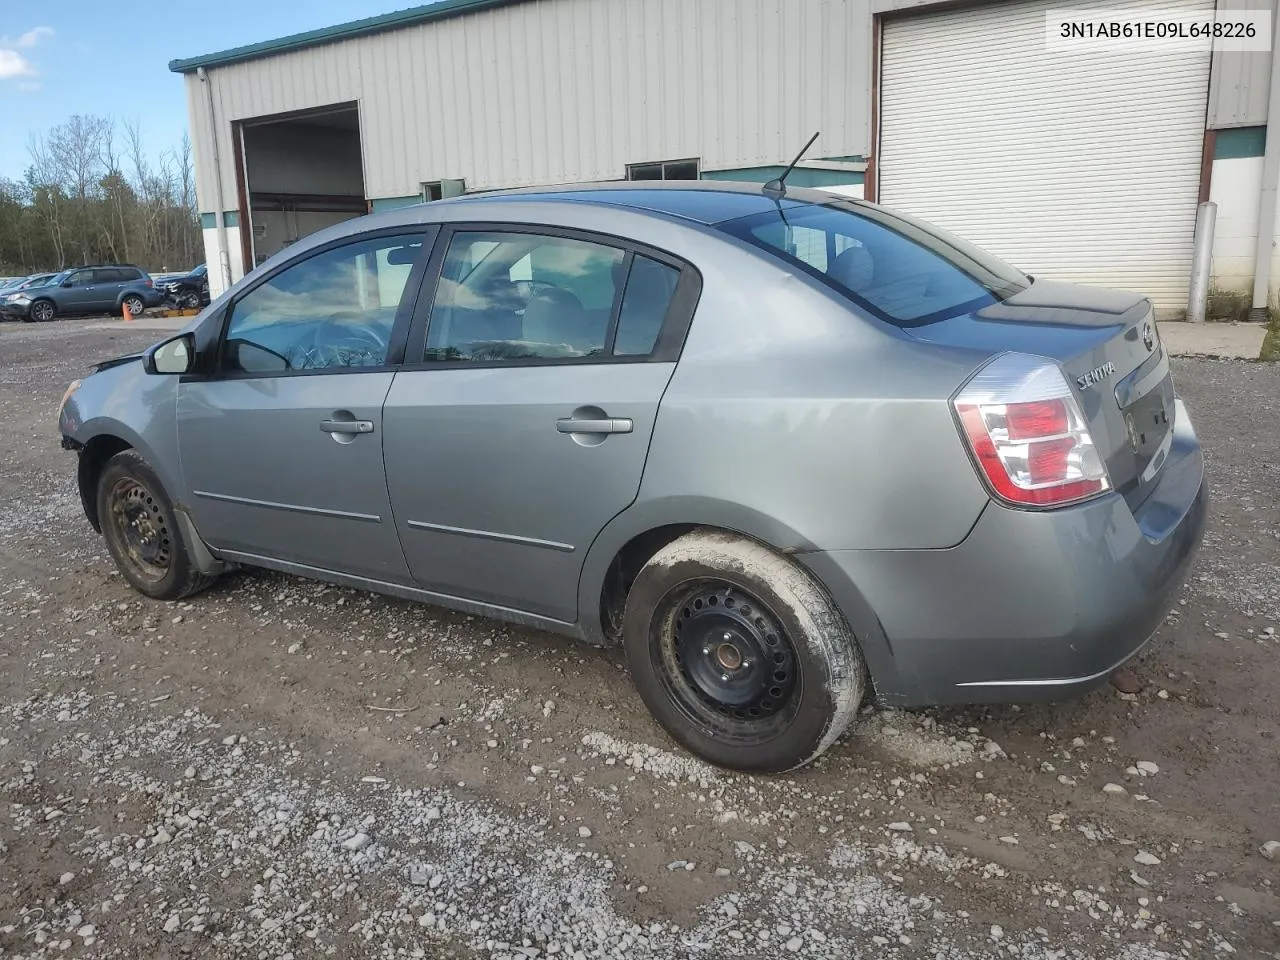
{"left": 954, "top": 354, "right": 1111, "bottom": 509}
{"left": 1006, "top": 399, "right": 1067, "bottom": 441}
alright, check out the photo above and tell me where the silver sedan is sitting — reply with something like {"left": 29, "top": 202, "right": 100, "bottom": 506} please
{"left": 57, "top": 182, "right": 1207, "bottom": 772}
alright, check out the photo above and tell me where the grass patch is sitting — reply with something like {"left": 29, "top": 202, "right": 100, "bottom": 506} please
{"left": 1260, "top": 313, "right": 1280, "bottom": 361}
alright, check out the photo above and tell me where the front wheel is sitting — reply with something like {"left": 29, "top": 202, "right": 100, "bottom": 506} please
{"left": 179, "top": 289, "right": 202, "bottom": 309}
{"left": 97, "top": 450, "right": 218, "bottom": 601}
{"left": 29, "top": 299, "right": 55, "bottom": 323}
{"left": 623, "top": 530, "right": 866, "bottom": 772}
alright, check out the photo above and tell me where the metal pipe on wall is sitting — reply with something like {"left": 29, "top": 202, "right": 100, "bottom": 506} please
{"left": 1187, "top": 201, "right": 1217, "bottom": 323}
{"left": 1249, "top": 6, "right": 1280, "bottom": 320}
{"left": 197, "top": 67, "right": 233, "bottom": 294}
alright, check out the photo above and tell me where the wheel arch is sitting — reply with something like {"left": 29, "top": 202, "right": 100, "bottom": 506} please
{"left": 580, "top": 497, "right": 897, "bottom": 702}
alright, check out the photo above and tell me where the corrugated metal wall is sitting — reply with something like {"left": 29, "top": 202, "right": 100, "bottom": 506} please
{"left": 1207, "top": 0, "right": 1275, "bottom": 128}
{"left": 185, "top": 0, "right": 871, "bottom": 213}
{"left": 878, "top": 0, "right": 1213, "bottom": 310}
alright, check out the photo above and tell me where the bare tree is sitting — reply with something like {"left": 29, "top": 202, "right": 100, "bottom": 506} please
{"left": 48, "top": 114, "right": 110, "bottom": 263}
{"left": 26, "top": 130, "right": 66, "bottom": 269}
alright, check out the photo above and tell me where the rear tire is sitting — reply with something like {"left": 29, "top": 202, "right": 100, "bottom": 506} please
{"left": 121, "top": 294, "right": 146, "bottom": 317}
{"left": 623, "top": 529, "right": 865, "bottom": 772}
{"left": 97, "top": 450, "right": 218, "bottom": 601}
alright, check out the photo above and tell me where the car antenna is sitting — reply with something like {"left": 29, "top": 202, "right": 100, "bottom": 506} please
{"left": 763, "top": 130, "right": 820, "bottom": 199}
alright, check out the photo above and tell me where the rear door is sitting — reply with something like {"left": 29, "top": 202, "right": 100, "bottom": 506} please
{"left": 383, "top": 225, "right": 700, "bottom": 622}
{"left": 91, "top": 268, "right": 127, "bottom": 311}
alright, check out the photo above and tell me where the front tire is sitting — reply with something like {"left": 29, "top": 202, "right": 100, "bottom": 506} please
{"left": 29, "top": 299, "right": 55, "bottom": 323}
{"left": 97, "top": 450, "right": 218, "bottom": 601}
{"left": 623, "top": 529, "right": 865, "bottom": 773}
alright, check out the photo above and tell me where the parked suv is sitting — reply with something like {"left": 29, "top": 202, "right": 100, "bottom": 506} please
{"left": 1, "top": 265, "right": 163, "bottom": 322}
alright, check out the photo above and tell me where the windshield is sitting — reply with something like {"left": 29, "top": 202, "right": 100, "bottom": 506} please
{"left": 716, "top": 201, "right": 1031, "bottom": 326}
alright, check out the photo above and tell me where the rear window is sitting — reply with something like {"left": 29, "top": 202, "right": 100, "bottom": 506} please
{"left": 716, "top": 202, "right": 1030, "bottom": 326}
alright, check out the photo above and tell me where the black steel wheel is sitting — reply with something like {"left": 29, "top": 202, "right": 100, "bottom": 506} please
{"left": 105, "top": 475, "right": 173, "bottom": 585}
{"left": 655, "top": 579, "right": 801, "bottom": 742}
{"left": 96, "top": 450, "right": 219, "bottom": 601}
{"left": 624, "top": 529, "right": 866, "bottom": 773}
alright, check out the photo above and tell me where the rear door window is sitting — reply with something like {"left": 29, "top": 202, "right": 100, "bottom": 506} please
{"left": 717, "top": 203, "right": 1030, "bottom": 326}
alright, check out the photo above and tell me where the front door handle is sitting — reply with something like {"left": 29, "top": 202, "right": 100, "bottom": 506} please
{"left": 320, "top": 418, "right": 375, "bottom": 435}
{"left": 556, "top": 417, "right": 633, "bottom": 435}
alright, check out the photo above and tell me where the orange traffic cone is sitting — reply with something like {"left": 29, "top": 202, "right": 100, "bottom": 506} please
{"left": 122, "top": 300, "right": 133, "bottom": 322}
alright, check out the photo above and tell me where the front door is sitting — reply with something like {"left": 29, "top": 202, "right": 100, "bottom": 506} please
{"left": 178, "top": 228, "right": 434, "bottom": 582}
{"left": 383, "top": 226, "right": 694, "bottom": 622}
{"left": 59, "top": 268, "right": 99, "bottom": 312}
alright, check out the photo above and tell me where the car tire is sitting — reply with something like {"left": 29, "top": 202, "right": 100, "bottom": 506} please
{"left": 180, "top": 289, "right": 201, "bottom": 309}
{"left": 97, "top": 450, "right": 219, "bottom": 601}
{"left": 122, "top": 294, "right": 146, "bottom": 317}
{"left": 622, "top": 529, "right": 866, "bottom": 773}
{"left": 28, "top": 299, "right": 55, "bottom": 323}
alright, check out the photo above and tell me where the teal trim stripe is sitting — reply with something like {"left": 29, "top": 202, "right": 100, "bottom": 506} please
{"left": 199, "top": 212, "right": 241, "bottom": 229}
{"left": 701, "top": 166, "right": 865, "bottom": 189}
{"left": 1215, "top": 126, "right": 1267, "bottom": 160}
{"left": 370, "top": 195, "right": 425, "bottom": 212}
{"left": 170, "top": 0, "right": 525, "bottom": 72}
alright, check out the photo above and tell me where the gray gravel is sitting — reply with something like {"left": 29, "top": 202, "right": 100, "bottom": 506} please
{"left": 0, "top": 318, "right": 1276, "bottom": 959}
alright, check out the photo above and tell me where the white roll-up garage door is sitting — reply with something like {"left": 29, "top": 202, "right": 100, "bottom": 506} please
{"left": 878, "top": 0, "right": 1212, "bottom": 311}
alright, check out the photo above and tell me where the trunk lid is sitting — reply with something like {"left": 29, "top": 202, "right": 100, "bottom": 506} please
{"left": 906, "top": 279, "right": 1174, "bottom": 510}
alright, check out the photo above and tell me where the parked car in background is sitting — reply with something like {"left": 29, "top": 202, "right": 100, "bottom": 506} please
{"left": 1, "top": 265, "right": 164, "bottom": 322}
{"left": 56, "top": 182, "right": 1207, "bottom": 773}
{"left": 160, "top": 263, "right": 210, "bottom": 309}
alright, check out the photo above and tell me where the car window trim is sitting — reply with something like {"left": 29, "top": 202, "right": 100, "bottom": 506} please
{"left": 206, "top": 224, "right": 439, "bottom": 381}
{"left": 400, "top": 220, "right": 702, "bottom": 372}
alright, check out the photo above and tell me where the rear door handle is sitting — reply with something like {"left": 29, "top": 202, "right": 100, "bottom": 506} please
{"left": 556, "top": 417, "right": 633, "bottom": 435}
{"left": 320, "top": 419, "right": 375, "bottom": 435}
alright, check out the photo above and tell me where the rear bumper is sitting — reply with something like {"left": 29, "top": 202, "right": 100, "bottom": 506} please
{"left": 801, "top": 399, "right": 1208, "bottom": 707}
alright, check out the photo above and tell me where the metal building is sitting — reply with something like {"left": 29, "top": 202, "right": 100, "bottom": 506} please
{"left": 173, "top": 0, "right": 1280, "bottom": 318}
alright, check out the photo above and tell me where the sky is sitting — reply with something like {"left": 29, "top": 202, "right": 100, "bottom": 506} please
{"left": 0, "top": 0, "right": 413, "bottom": 182}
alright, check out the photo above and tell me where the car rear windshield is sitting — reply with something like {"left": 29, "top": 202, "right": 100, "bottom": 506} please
{"left": 716, "top": 201, "right": 1031, "bottom": 326}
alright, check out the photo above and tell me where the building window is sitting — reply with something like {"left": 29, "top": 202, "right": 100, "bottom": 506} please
{"left": 626, "top": 158, "right": 699, "bottom": 181}
{"left": 422, "top": 179, "right": 467, "bottom": 201}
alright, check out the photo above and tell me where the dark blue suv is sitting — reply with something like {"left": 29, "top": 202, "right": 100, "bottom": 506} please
{"left": 0, "top": 265, "right": 164, "bottom": 322}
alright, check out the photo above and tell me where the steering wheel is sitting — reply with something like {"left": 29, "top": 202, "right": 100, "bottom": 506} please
{"left": 302, "top": 316, "right": 391, "bottom": 369}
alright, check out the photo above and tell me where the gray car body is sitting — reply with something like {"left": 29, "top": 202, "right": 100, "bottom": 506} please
{"left": 3, "top": 266, "right": 163, "bottom": 319}
{"left": 58, "top": 182, "right": 1207, "bottom": 707}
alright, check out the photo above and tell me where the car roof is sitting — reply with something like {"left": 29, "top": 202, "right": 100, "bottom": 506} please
{"left": 446, "top": 180, "right": 858, "bottom": 225}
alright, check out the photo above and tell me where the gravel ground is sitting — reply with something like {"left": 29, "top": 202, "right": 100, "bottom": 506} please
{"left": 0, "top": 318, "right": 1277, "bottom": 959}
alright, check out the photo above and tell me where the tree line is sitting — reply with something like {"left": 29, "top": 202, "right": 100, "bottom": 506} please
{"left": 0, "top": 114, "right": 202, "bottom": 277}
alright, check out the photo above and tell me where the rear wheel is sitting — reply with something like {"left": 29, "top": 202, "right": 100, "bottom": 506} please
{"left": 623, "top": 530, "right": 865, "bottom": 772}
{"left": 121, "top": 294, "right": 146, "bottom": 317}
{"left": 29, "top": 299, "right": 55, "bottom": 323}
{"left": 97, "top": 450, "right": 218, "bottom": 601}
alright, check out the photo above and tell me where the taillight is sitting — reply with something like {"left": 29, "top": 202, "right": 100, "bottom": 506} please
{"left": 954, "top": 353, "right": 1110, "bottom": 508}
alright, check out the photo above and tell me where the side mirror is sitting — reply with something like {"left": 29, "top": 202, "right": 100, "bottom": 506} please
{"left": 61, "top": 280, "right": 74, "bottom": 288}
{"left": 144, "top": 332, "right": 196, "bottom": 375}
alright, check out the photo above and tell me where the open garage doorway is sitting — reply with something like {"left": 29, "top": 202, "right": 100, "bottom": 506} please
{"left": 236, "top": 104, "right": 367, "bottom": 269}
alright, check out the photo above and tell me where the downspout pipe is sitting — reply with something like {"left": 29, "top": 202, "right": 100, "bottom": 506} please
{"left": 197, "top": 66, "right": 233, "bottom": 293}
{"left": 1249, "top": 7, "right": 1280, "bottom": 320}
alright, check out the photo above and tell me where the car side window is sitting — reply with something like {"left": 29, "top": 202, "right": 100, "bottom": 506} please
{"left": 614, "top": 255, "right": 680, "bottom": 356}
{"left": 221, "top": 233, "right": 426, "bottom": 375}
{"left": 67, "top": 269, "right": 93, "bottom": 286}
{"left": 424, "top": 231, "right": 625, "bottom": 362}
{"left": 94, "top": 268, "right": 123, "bottom": 283}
